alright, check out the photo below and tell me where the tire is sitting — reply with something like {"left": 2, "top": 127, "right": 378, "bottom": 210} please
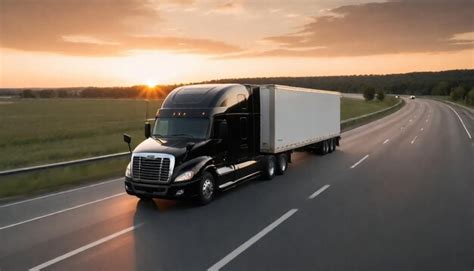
{"left": 196, "top": 172, "right": 215, "bottom": 205}
{"left": 262, "top": 155, "right": 276, "bottom": 180}
{"left": 329, "top": 139, "right": 335, "bottom": 153}
{"left": 321, "top": 140, "right": 329, "bottom": 155}
{"left": 276, "top": 153, "right": 288, "bottom": 175}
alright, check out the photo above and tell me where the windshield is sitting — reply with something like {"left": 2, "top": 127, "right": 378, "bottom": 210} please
{"left": 153, "top": 117, "right": 210, "bottom": 139}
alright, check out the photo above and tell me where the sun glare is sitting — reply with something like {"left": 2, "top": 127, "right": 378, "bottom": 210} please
{"left": 145, "top": 79, "right": 157, "bottom": 88}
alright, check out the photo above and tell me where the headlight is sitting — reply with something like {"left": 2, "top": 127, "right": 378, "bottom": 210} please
{"left": 125, "top": 162, "right": 132, "bottom": 178}
{"left": 174, "top": 171, "right": 194, "bottom": 182}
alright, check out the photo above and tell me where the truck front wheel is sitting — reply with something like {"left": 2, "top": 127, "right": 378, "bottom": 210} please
{"left": 262, "top": 155, "right": 276, "bottom": 180}
{"left": 276, "top": 154, "right": 288, "bottom": 175}
{"left": 196, "top": 172, "right": 215, "bottom": 205}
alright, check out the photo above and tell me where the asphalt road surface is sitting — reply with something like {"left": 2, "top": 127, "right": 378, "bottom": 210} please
{"left": 1, "top": 98, "right": 473, "bottom": 271}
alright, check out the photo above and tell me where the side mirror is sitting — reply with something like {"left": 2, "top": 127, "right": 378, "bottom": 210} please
{"left": 186, "top": 142, "right": 195, "bottom": 151}
{"left": 217, "top": 120, "right": 228, "bottom": 140}
{"left": 144, "top": 122, "right": 151, "bottom": 138}
{"left": 123, "top": 134, "right": 132, "bottom": 153}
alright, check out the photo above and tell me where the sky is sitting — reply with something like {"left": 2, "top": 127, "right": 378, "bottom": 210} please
{"left": 0, "top": 0, "right": 473, "bottom": 88}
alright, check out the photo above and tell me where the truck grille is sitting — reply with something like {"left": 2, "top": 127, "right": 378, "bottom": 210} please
{"left": 132, "top": 156, "right": 172, "bottom": 183}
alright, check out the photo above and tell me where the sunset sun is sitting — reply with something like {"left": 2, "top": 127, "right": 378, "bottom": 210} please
{"left": 145, "top": 79, "right": 157, "bottom": 88}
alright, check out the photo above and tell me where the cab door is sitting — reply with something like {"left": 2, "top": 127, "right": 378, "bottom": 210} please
{"left": 234, "top": 115, "right": 259, "bottom": 179}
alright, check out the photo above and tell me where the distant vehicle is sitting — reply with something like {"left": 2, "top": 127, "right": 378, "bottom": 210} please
{"left": 123, "top": 84, "right": 341, "bottom": 204}
{"left": 410, "top": 95, "right": 416, "bottom": 99}
{"left": 395, "top": 95, "right": 400, "bottom": 99}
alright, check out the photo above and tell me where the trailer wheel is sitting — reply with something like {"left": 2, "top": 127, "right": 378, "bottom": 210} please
{"left": 276, "top": 154, "right": 288, "bottom": 175}
{"left": 262, "top": 155, "right": 276, "bottom": 180}
{"left": 322, "top": 140, "right": 329, "bottom": 155}
{"left": 329, "top": 139, "right": 335, "bottom": 153}
{"left": 196, "top": 171, "right": 215, "bottom": 205}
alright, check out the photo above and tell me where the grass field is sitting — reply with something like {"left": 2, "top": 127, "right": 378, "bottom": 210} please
{"left": 0, "top": 99, "right": 162, "bottom": 170}
{"left": 0, "top": 96, "right": 400, "bottom": 199}
{"left": 341, "top": 96, "right": 399, "bottom": 120}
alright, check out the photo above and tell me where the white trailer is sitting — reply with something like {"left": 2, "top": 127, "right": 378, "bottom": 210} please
{"left": 259, "top": 84, "right": 341, "bottom": 153}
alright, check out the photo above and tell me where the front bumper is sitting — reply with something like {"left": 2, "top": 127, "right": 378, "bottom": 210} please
{"left": 124, "top": 177, "right": 201, "bottom": 199}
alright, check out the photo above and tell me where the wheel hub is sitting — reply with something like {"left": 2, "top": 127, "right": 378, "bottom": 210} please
{"left": 202, "top": 179, "right": 214, "bottom": 199}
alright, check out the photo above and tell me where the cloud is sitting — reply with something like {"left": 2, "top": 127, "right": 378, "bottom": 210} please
{"left": 166, "top": 0, "right": 195, "bottom": 5}
{"left": 0, "top": 0, "right": 241, "bottom": 56}
{"left": 244, "top": 0, "right": 474, "bottom": 57}
{"left": 124, "top": 36, "right": 242, "bottom": 54}
{"left": 207, "top": 1, "right": 244, "bottom": 15}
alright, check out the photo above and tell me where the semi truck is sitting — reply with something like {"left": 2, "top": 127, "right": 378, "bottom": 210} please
{"left": 123, "top": 84, "right": 340, "bottom": 204}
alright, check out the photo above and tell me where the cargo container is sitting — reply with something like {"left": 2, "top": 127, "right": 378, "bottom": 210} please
{"left": 259, "top": 85, "right": 340, "bottom": 153}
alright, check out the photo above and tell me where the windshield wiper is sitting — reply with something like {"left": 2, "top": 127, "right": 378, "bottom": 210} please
{"left": 152, "top": 134, "right": 165, "bottom": 143}
{"left": 169, "top": 133, "right": 195, "bottom": 138}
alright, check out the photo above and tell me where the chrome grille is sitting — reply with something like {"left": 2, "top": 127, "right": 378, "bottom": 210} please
{"left": 132, "top": 155, "right": 172, "bottom": 183}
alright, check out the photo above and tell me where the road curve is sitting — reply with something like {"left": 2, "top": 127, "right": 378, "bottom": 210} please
{"left": 0, "top": 98, "right": 472, "bottom": 271}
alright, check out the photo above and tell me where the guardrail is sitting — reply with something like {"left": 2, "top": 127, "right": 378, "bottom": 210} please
{"left": 340, "top": 99, "right": 404, "bottom": 131}
{"left": 0, "top": 152, "right": 130, "bottom": 177}
{"left": 1, "top": 102, "right": 404, "bottom": 178}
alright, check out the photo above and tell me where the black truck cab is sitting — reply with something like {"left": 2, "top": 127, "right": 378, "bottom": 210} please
{"left": 124, "top": 84, "right": 278, "bottom": 204}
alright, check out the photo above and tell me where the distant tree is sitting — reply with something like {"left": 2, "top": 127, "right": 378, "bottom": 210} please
{"left": 376, "top": 90, "right": 385, "bottom": 101}
{"left": 450, "top": 86, "right": 466, "bottom": 101}
{"left": 363, "top": 86, "right": 376, "bottom": 101}
{"left": 20, "top": 89, "right": 36, "bottom": 98}
{"left": 38, "top": 90, "right": 55, "bottom": 98}
{"left": 467, "top": 88, "right": 474, "bottom": 105}
{"left": 431, "top": 81, "right": 450, "bottom": 96}
{"left": 57, "top": 90, "right": 70, "bottom": 98}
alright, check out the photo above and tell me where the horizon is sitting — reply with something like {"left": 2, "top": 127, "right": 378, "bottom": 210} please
{"left": 1, "top": 0, "right": 473, "bottom": 88}
{"left": 1, "top": 68, "right": 472, "bottom": 90}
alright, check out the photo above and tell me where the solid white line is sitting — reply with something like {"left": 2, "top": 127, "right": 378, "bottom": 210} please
{"left": 383, "top": 139, "right": 390, "bottom": 144}
{"left": 350, "top": 155, "right": 369, "bottom": 169}
{"left": 29, "top": 224, "right": 142, "bottom": 271}
{"left": 0, "top": 178, "right": 123, "bottom": 208}
{"left": 446, "top": 104, "right": 472, "bottom": 139}
{"left": 410, "top": 136, "right": 418, "bottom": 144}
{"left": 308, "top": 185, "right": 330, "bottom": 199}
{"left": 208, "top": 209, "right": 298, "bottom": 271}
{"left": 0, "top": 193, "right": 125, "bottom": 230}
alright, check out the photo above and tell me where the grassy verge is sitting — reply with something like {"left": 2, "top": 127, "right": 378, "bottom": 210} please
{"left": 0, "top": 96, "right": 403, "bottom": 200}
{"left": 340, "top": 96, "right": 399, "bottom": 120}
{"left": 428, "top": 96, "right": 473, "bottom": 109}
{"left": 0, "top": 157, "right": 129, "bottom": 199}
{"left": 341, "top": 96, "right": 404, "bottom": 131}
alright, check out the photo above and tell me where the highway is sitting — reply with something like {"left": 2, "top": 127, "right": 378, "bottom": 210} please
{"left": 0, "top": 98, "right": 473, "bottom": 271}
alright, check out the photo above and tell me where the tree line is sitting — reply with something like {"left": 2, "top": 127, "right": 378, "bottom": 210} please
{"left": 206, "top": 69, "right": 474, "bottom": 105}
{"left": 13, "top": 69, "right": 474, "bottom": 104}
{"left": 19, "top": 85, "right": 179, "bottom": 99}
